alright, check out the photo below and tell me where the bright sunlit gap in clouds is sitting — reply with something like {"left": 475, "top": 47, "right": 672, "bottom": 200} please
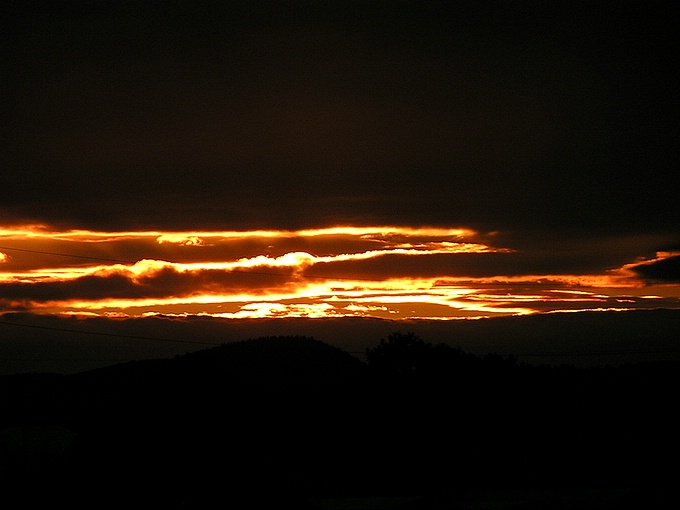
{"left": 2, "top": 225, "right": 680, "bottom": 319}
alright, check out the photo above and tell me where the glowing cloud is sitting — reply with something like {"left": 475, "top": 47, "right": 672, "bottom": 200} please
{"left": 1, "top": 224, "right": 679, "bottom": 319}
{"left": 156, "top": 235, "right": 204, "bottom": 246}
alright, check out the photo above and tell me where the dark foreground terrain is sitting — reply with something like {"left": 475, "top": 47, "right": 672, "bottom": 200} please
{"left": 1, "top": 333, "right": 679, "bottom": 508}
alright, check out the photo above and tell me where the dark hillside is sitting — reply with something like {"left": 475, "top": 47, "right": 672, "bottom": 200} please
{"left": 1, "top": 334, "right": 679, "bottom": 508}
{"left": 1, "top": 336, "right": 372, "bottom": 507}
{"left": 64, "top": 335, "right": 367, "bottom": 418}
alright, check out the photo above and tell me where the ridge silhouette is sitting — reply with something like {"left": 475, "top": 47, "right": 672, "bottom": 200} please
{"left": 1, "top": 334, "right": 678, "bottom": 509}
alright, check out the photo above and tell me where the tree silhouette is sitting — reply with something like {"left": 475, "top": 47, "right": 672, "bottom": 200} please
{"left": 365, "top": 331, "right": 477, "bottom": 381}
{"left": 365, "top": 332, "right": 434, "bottom": 376}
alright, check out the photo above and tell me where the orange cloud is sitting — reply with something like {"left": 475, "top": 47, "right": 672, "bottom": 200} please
{"left": 156, "top": 235, "right": 205, "bottom": 246}
{"left": 2, "top": 224, "right": 679, "bottom": 319}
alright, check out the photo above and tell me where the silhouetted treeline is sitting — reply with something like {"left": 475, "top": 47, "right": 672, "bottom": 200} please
{"left": 1, "top": 334, "right": 679, "bottom": 508}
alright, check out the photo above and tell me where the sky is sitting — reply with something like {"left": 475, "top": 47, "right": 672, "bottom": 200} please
{"left": 1, "top": 1, "right": 679, "bottom": 371}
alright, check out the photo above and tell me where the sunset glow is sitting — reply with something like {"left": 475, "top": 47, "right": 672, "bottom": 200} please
{"left": 2, "top": 225, "right": 678, "bottom": 320}
{"left": 2, "top": 0, "right": 679, "bottom": 382}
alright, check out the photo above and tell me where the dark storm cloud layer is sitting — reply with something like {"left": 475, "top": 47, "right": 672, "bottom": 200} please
{"left": 0, "top": 265, "right": 299, "bottom": 305}
{"left": 2, "top": 1, "right": 678, "bottom": 237}
{"left": 305, "top": 245, "right": 642, "bottom": 280}
{"left": 631, "top": 255, "right": 680, "bottom": 283}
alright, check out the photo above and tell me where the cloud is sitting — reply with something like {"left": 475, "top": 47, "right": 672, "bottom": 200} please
{"left": 0, "top": 262, "right": 300, "bottom": 305}
{"left": 3, "top": 2, "right": 677, "bottom": 237}
{"left": 627, "top": 253, "right": 680, "bottom": 283}
{"left": 1, "top": 225, "right": 679, "bottom": 319}
{"left": 156, "top": 235, "right": 204, "bottom": 246}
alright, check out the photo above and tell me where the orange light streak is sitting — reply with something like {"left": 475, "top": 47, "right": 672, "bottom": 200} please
{"left": 2, "top": 225, "right": 478, "bottom": 242}
{"left": 3, "top": 224, "right": 680, "bottom": 320}
{"left": 0, "top": 239, "right": 505, "bottom": 283}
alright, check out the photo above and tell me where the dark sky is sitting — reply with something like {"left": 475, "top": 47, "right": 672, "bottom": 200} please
{"left": 3, "top": 0, "right": 678, "bottom": 238}
{"left": 2, "top": 2, "right": 680, "bottom": 375}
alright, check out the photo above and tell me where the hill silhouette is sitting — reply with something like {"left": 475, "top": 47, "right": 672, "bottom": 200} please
{"left": 1, "top": 334, "right": 678, "bottom": 508}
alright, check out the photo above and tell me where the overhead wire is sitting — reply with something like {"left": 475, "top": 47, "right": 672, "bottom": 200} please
{"left": 2, "top": 244, "right": 680, "bottom": 365}
{"left": 0, "top": 318, "right": 219, "bottom": 346}
{"left": 1, "top": 315, "right": 678, "bottom": 364}
{"left": 0, "top": 245, "right": 136, "bottom": 265}
{"left": 0, "top": 244, "right": 378, "bottom": 281}
{"left": 0, "top": 242, "right": 385, "bottom": 360}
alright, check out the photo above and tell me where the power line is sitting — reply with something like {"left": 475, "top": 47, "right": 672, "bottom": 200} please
{"left": 0, "top": 245, "right": 136, "bottom": 265}
{"left": 0, "top": 318, "right": 369, "bottom": 365}
{"left": 3, "top": 245, "right": 680, "bottom": 363}
{"left": 0, "top": 244, "right": 377, "bottom": 355}
{"left": 0, "top": 244, "right": 376, "bottom": 281}
{"left": 0, "top": 319, "right": 218, "bottom": 346}
{"left": 3, "top": 318, "right": 679, "bottom": 359}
